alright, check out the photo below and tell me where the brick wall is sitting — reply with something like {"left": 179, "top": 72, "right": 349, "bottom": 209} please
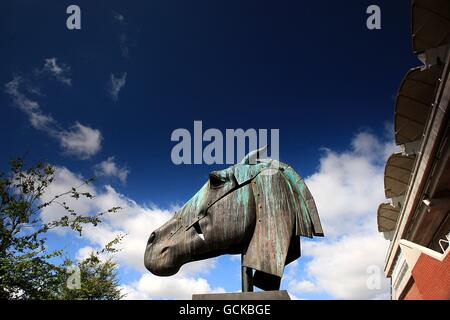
{"left": 404, "top": 281, "right": 423, "bottom": 300}
{"left": 403, "top": 251, "right": 450, "bottom": 300}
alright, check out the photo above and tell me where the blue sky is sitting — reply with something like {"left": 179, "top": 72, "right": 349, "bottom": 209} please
{"left": 1, "top": 1, "right": 419, "bottom": 299}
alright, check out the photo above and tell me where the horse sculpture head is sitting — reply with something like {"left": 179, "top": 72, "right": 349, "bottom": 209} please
{"left": 144, "top": 146, "right": 324, "bottom": 291}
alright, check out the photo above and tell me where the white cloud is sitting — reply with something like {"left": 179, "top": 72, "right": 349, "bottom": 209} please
{"left": 302, "top": 234, "right": 390, "bottom": 299}
{"left": 121, "top": 273, "right": 225, "bottom": 300}
{"left": 372, "top": 292, "right": 391, "bottom": 300}
{"left": 29, "top": 112, "right": 55, "bottom": 130}
{"left": 293, "top": 131, "right": 397, "bottom": 299}
{"left": 4, "top": 76, "right": 56, "bottom": 131}
{"left": 306, "top": 132, "right": 397, "bottom": 237}
{"left": 113, "top": 12, "right": 125, "bottom": 24}
{"left": 119, "top": 34, "right": 129, "bottom": 57}
{"left": 40, "top": 166, "right": 220, "bottom": 299}
{"left": 112, "top": 12, "right": 130, "bottom": 57}
{"left": 59, "top": 122, "right": 102, "bottom": 159}
{"left": 288, "top": 280, "right": 319, "bottom": 293}
{"left": 5, "top": 64, "right": 102, "bottom": 160}
{"left": 41, "top": 57, "right": 72, "bottom": 86}
{"left": 40, "top": 167, "right": 97, "bottom": 225}
{"left": 5, "top": 76, "right": 39, "bottom": 111}
{"left": 76, "top": 246, "right": 98, "bottom": 261}
{"left": 94, "top": 156, "right": 129, "bottom": 183}
{"left": 109, "top": 73, "right": 127, "bottom": 101}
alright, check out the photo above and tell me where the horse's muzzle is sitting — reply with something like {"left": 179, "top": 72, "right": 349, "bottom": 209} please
{"left": 144, "top": 241, "right": 181, "bottom": 276}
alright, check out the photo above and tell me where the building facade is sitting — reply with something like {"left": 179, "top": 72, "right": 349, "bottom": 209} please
{"left": 377, "top": 0, "right": 450, "bottom": 300}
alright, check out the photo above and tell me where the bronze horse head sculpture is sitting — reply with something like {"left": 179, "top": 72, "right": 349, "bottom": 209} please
{"left": 144, "top": 146, "right": 324, "bottom": 291}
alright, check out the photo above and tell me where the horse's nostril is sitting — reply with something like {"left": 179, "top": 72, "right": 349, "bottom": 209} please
{"left": 148, "top": 232, "right": 156, "bottom": 245}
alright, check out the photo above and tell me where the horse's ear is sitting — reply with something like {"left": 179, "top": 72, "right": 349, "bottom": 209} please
{"left": 242, "top": 168, "right": 297, "bottom": 290}
{"left": 240, "top": 145, "right": 268, "bottom": 165}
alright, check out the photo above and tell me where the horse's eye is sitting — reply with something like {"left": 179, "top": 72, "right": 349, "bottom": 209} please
{"left": 209, "top": 174, "right": 224, "bottom": 189}
{"left": 148, "top": 232, "right": 156, "bottom": 245}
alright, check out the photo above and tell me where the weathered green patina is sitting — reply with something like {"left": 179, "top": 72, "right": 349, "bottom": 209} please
{"left": 144, "top": 146, "right": 324, "bottom": 291}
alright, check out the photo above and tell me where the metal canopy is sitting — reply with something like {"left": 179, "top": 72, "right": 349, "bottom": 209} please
{"left": 412, "top": 0, "right": 450, "bottom": 54}
{"left": 394, "top": 65, "right": 442, "bottom": 146}
{"left": 384, "top": 153, "right": 416, "bottom": 199}
{"left": 377, "top": 203, "right": 400, "bottom": 232}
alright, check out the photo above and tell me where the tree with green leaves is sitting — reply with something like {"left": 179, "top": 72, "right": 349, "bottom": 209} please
{"left": 0, "top": 158, "right": 123, "bottom": 299}
{"left": 58, "top": 237, "right": 125, "bottom": 300}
